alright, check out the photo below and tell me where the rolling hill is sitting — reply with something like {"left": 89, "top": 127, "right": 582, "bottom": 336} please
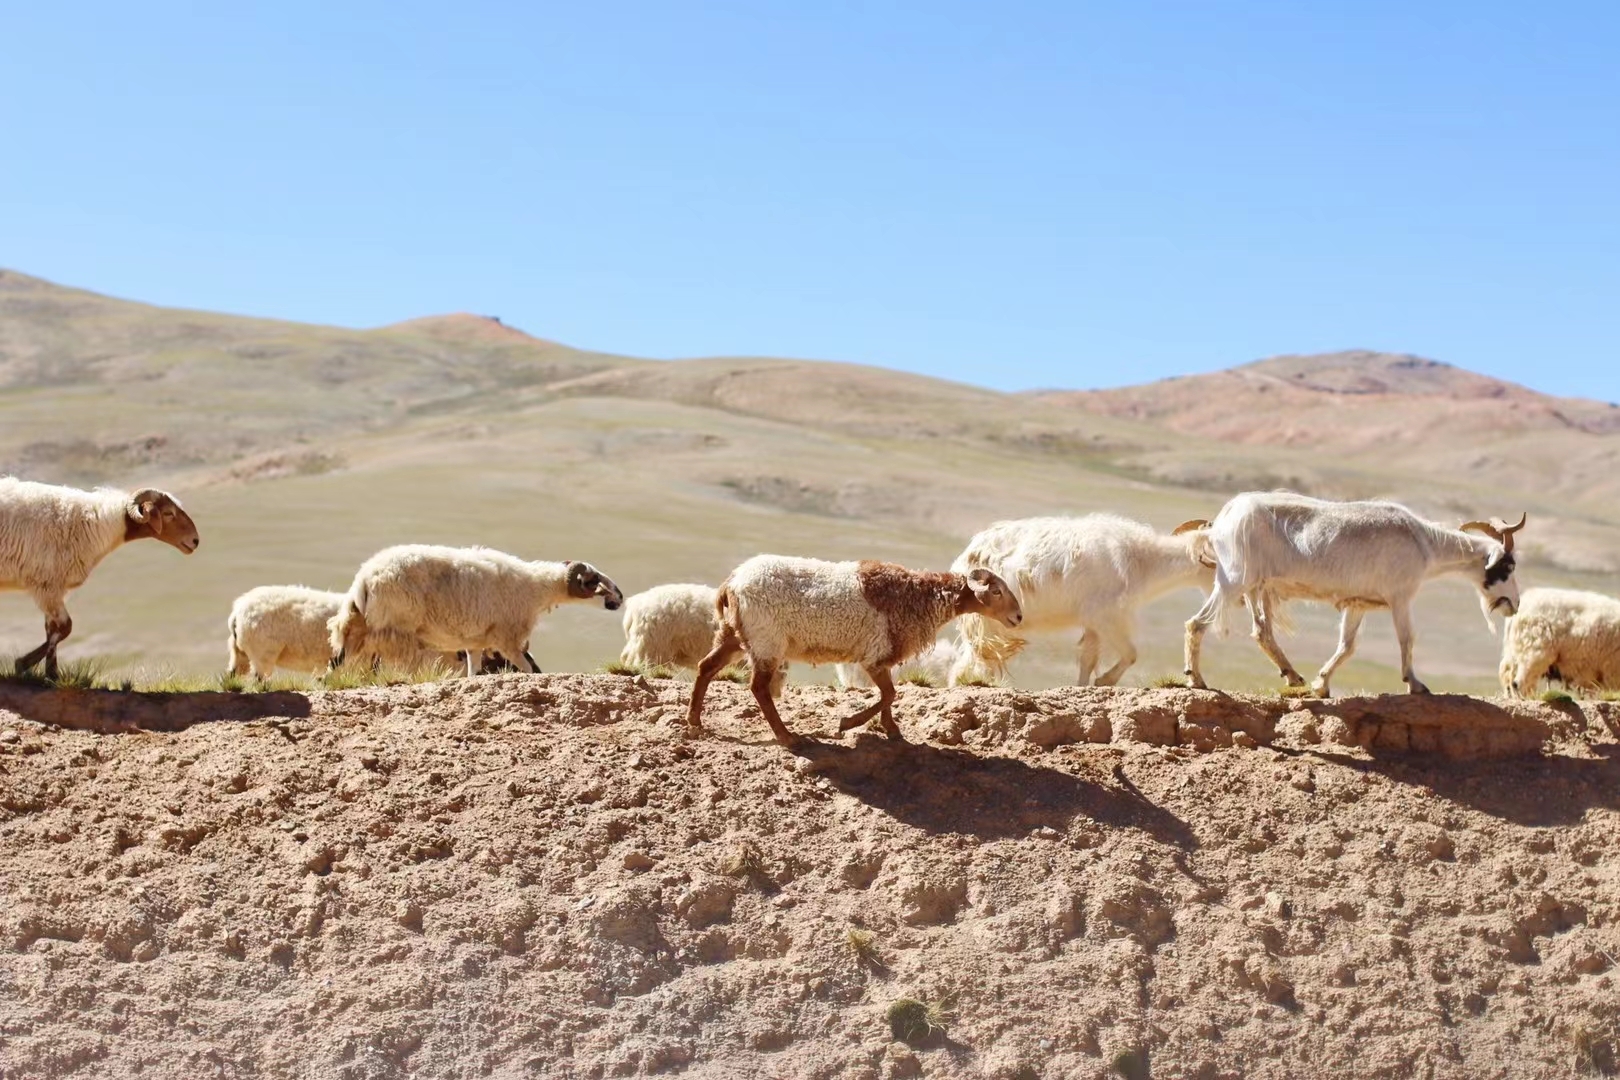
{"left": 3, "top": 270, "right": 1618, "bottom": 692}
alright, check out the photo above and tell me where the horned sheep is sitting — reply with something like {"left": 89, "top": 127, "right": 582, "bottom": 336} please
{"left": 329, "top": 544, "right": 623, "bottom": 677}
{"left": 686, "top": 555, "right": 1022, "bottom": 747}
{"left": 948, "top": 514, "right": 1215, "bottom": 687}
{"left": 1499, "top": 587, "right": 1620, "bottom": 697}
{"left": 1185, "top": 491, "right": 1526, "bottom": 696}
{"left": 1, "top": 478, "right": 199, "bottom": 678}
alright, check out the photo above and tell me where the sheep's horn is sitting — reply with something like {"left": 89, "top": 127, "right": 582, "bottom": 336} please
{"left": 1495, "top": 512, "right": 1527, "bottom": 553}
{"left": 1172, "top": 519, "right": 1211, "bottom": 535}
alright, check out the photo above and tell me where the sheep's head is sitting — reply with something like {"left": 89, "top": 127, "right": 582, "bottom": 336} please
{"left": 964, "top": 568, "right": 1022, "bottom": 629}
{"left": 1460, "top": 513, "right": 1526, "bottom": 624}
{"left": 127, "top": 488, "right": 200, "bottom": 554}
{"left": 566, "top": 561, "right": 624, "bottom": 610}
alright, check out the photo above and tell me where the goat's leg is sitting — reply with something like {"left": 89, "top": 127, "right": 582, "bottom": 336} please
{"left": 1391, "top": 602, "right": 1429, "bottom": 694}
{"left": 16, "top": 596, "right": 71, "bottom": 680}
{"left": 686, "top": 626, "right": 743, "bottom": 733}
{"left": 1075, "top": 629, "right": 1101, "bottom": 685}
{"left": 749, "top": 661, "right": 801, "bottom": 747}
{"left": 1311, "top": 607, "right": 1365, "bottom": 698}
{"left": 1184, "top": 583, "right": 1232, "bottom": 689}
{"left": 1250, "top": 594, "right": 1306, "bottom": 687}
{"left": 1092, "top": 617, "right": 1138, "bottom": 686}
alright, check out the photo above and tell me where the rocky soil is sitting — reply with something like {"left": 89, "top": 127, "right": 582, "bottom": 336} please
{"left": 3, "top": 677, "right": 1619, "bottom": 1080}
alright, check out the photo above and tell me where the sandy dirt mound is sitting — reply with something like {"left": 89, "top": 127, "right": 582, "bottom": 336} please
{"left": 3, "top": 678, "right": 1619, "bottom": 1079}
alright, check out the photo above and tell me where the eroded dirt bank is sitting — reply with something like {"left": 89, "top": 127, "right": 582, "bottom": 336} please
{"left": 2, "top": 677, "right": 1619, "bottom": 1079}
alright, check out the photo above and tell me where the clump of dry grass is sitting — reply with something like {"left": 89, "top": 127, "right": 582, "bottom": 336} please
{"left": 954, "top": 673, "right": 996, "bottom": 688}
{"left": 898, "top": 670, "right": 940, "bottom": 688}
{"left": 601, "top": 660, "right": 675, "bottom": 679}
{"left": 717, "top": 664, "right": 750, "bottom": 684}
{"left": 722, "top": 840, "right": 766, "bottom": 880}
{"left": 1150, "top": 674, "right": 1187, "bottom": 689}
{"left": 847, "top": 928, "right": 887, "bottom": 972}
{"left": 886, "top": 995, "right": 953, "bottom": 1044}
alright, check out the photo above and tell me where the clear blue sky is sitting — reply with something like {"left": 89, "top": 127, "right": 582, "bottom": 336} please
{"left": 3, "top": 2, "right": 1616, "bottom": 398}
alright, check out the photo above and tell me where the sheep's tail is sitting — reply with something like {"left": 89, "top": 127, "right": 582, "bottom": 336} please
{"left": 714, "top": 582, "right": 736, "bottom": 630}
{"left": 226, "top": 613, "right": 251, "bottom": 677}
{"left": 950, "top": 612, "right": 1025, "bottom": 685}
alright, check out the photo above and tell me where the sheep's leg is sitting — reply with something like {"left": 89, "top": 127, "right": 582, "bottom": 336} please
{"left": 686, "top": 626, "right": 743, "bottom": 733}
{"left": 16, "top": 598, "right": 71, "bottom": 680}
{"left": 1391, "top": 602, "right": 1429, "bottom": 694}
{"left": 838, "top": 665, "right": 897, "bottom": 734}
{"left": 1250, "top": 594, "right": 1306, "bottom": 687}
{"left": 747, "top": 660, "right": 802, "bottom": 746}
{"left": 1075, "top": 630, "right": 1101, "bottom": 685}
{"left": 1308, "top": 607, "right": 1365, "bottom": 698}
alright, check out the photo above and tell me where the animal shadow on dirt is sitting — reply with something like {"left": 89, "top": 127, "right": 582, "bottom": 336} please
{"left": 797, "top": 736, "right": 1198, "bottom": 850}
{"left": 0, "top": 682, "right": 312, "bottom": 734}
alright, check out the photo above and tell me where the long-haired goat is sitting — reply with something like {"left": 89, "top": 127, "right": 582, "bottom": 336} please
{"left": 1184, "top": 492, "right": 1525, "bottom": 696}
{"left": 948, "top": 514, "right": 1215, "bottom": 686}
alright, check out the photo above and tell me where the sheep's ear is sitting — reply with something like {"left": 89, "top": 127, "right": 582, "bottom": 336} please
{"left": 966, "top": 568, "right": 996, "bottom": 596}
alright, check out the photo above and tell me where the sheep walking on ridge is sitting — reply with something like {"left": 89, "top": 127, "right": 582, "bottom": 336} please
{"left": 228, "top": 585, "right": 461, "bottom": 680}
{"left": 1, "top": 478, "right": 199, "bottom": 679}
{"left": 329, "top": 544, "right": 623, "bottom": 677}
{"left": 948, "top": 514, "right": 1215, "bottom": 687}
{"left": 1185, "top": 492, "right": 1526, "bottom": 696}
{"left": 685, "top": 555, "right": 1022, "bottom": 747}
{"left": 1499, "top": 587, "right": 1620, "bottom": 697}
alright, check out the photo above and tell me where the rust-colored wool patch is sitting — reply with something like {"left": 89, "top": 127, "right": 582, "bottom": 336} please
{"left": 855, "top": 561, "right": 962, "bottom": 667}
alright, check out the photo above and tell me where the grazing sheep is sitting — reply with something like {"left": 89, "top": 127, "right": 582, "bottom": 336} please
{"left": 1499, "top": 587, "right": 1620, "bottom": 697}
{"left": 1, "top": 478, "right": 199, "bottom": 678}
{"left": 228, "top": 585, "right": 461, "bottom": 680}
{"left": 835, "top": 639, "right": 959, "bottom": 689}
{"left": 329, "top": 544, "right": 622, "bottom": 676}
{"left": 1185, "top": 492, "right": 1525, "bottom": 696}
{"left": 620, "top": 582, "right": 786, "bottom": 695}
{"left": 685, "top": 555, "right": 1022, "bottom": 747}
{"left": 948, "top": 514, "right": 1215, "bottom": 687}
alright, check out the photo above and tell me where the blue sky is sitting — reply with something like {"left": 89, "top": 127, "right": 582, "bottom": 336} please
{"left": 2, "top": 1, "right": 1616, "bottom": 398}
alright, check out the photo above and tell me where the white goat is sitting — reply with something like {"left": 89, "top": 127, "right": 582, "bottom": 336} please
{"left": 1499, "top": 587, "right": 1620, "bottom": 697}
{"left": 1, "top": 478, "right": 199, "bottom": 678}
{"left": 1184, "top": 492, "right": 1525, "bottom": 696}
{"left": 686, "top": 556, "right": 1022, "bottom": 746}
{"left": 948, "top": 514, "right": 1214, "bottom": 686}
{"left": 329, "top": 545, "right": 623, "bottom": 677}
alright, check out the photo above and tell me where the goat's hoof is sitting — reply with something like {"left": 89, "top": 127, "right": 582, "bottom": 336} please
{"left": 1309, "top": 681, "right": 1331, "bottom": 698}
{"left": 1408, "top": 682, "right": 1432, "bottom": 695}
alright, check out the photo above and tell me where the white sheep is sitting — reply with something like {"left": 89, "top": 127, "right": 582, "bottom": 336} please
{"left": 329, "top": 544, "right": 623, "bottom": 676}
{"left": 1499, "top": 587, "right": 1620, "bottom": 697}
{"left": 227, "top": 585, "right": 462, "bottom": 680}
{"left": 1184, "top": 492, "right": 1525, "bottom": 696}
{"left": 685, "top": 555, "right": 1022, "bottom": 747}
{"left": 947, "top": 514, "right": 1214, "bottom": 687}
{"left": 1, "top": 478, "right": 199, "bottom": 678}
{"left": 835, "top": 639, "right": 959, "bottom": 689}
{"left": 620, "top": 583, "right": 724, "bottom": 670}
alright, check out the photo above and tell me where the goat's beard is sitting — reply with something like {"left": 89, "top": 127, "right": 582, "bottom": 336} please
{"left": 1478, "top": 594, "right": 1503, "bottom": 635}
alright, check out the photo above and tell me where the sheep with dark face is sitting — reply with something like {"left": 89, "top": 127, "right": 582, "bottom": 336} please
{"left": 685, "top": 555, "right": 1022, "bottom": 747}
{"left": 329, "top": 544, "right": 622, "bottom": 677}
{"left": 1184, "top": 492, "right": 1525, "bottom": 696}
{"left": 1, "top": 478, "right": 199, "bottom": 678}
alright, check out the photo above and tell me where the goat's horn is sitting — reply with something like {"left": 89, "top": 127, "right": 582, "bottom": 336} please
{"left": 1172, "top": 519, "right": 1211, "bottom": 535}
{"left": 1458, "top": 520, "right": 1502, "bottom": 542}
{"left": 1494, "top": 512, "right": 1527, "bottom": 552}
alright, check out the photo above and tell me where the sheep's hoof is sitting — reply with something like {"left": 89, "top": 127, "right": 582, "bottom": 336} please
{"left": 837, "top": 714, "right": 873, "bottom": 733}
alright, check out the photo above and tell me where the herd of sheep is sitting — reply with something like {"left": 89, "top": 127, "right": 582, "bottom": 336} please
{"left": 3, "top": 474, "right": 1617, "bottom": 746}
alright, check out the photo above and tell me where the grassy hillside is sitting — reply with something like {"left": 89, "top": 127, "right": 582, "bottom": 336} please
{"left": 4, "top": 271, "right": 1618, "bottom": 693}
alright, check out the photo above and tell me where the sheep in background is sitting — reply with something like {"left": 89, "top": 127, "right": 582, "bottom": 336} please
{"left": 620, "top": 581, "right": 786, "bottom": 694}
{"left": 1, "top": 478, "right": 199, "bottom": 678}
{"left": 686, "top": 555, "right": 1022, "bottom": 747}
{"left": 329, "top": 544, "right": 622, "bottom": 677}
{"left": 1185, "top": 492, "right": 1525, "bottom": 696}
{"left": 948, "top": 514, "right": 1214, "bottom": 687}
{"left": 836, "top": 639, "right": 959, "bottom": 689}
{"left": 228, "top": 585, "right": 464, "bottom": 680}
{"left": 1500, "top": 587, "right": 1620, "bottom": 697}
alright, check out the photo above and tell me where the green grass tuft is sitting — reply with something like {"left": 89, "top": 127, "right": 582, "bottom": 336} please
{"left": 1149, "top": 674, "right": 1187, "bottom": 689}
{"left": 1540, "top": 688, "right": 1576, "bottom": 705}
{"left": 717, "top": 664, "right": 751, "bottom": 684}
{"left": 1, "top": 658, "right": 115, "bottom": 691}
{"left": 898, "top": 670, "right": 939, "bottom": 688}
{"left": 601, "top": 660, "right": 676, "bottom": 680}
{"left": 953, "top": 673, "right": 996, "bottom": 688}
{"left": 886, "top": 996, "right": 953, "bottom": 1044}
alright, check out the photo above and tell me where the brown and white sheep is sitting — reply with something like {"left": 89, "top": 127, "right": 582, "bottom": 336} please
{"left": 1, "top": 478, "right": 199, "bottom": 678}
{"left": 685, "top": 555, "right": 1022, "bottom": 747}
